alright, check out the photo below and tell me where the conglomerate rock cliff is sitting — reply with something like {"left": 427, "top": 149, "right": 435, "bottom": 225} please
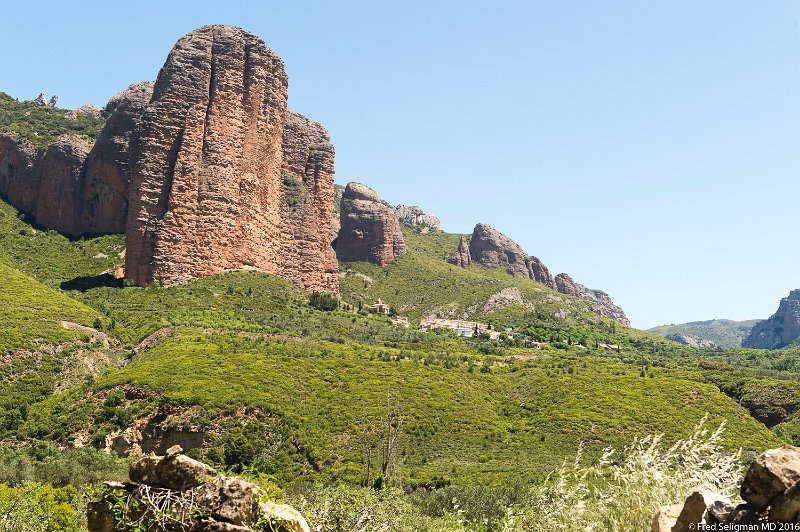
{"left": 554, "top": 273, "right": 630, "bottom": 326}
{"left": 334, "top": 182, "right": 406, "bottom": 266}
{"left": 743, "top": 290, "right": 800, "bottom": 349}
{"left": 0, "top": 132, "right": 39, "bottom": 214}
{"left": 125, "top": 25, "right": 338, "bottom": 293}
{"left": 33, "top": 135, "right": 93, "bottom": 235}
{"left": 0, "top": 26, "right": 340, "bottom": 293}
{"left": 0, "top": 83, "right": 154, "bottom": 237}
{"left": 279, "top": 110, "right": 339, "bottom": 293}
{"left": 78, "top": 81, "right": 154, "bottom": 234}
{"left": 468, "top": 223, "right": 556, "bottom": 288}
{"left": 447, "top": 235, "right": 472, "bottom": 268}
{"left": 447, "top": 223, "right": 629, "bottom": 325}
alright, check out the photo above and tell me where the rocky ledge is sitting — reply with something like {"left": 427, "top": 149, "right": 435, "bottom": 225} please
{"left": 743, "top": 289, "right": 800, "bottom": 350}
{"left": 394, "top": 204, "right": 440, "bottom": 233}
{"left": 450, "top": 223, "right": 630, "bottom": 325}
{"left": 88, "top": 445, "right": 309, "bottom": 532}
{"left": 653, "top": 446, "right": 800, "bottom": 530}
{"left": 334, "top": 182, "right": 406, "bottom": 266}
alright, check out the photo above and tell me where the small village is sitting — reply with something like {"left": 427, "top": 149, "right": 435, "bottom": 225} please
{"left": 366, "top": 299, "right": 621, "bottom": 351}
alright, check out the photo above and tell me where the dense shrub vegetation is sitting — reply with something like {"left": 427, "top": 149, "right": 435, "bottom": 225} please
{"left": 0, "top": 91, "right": 105, "bottom": 149}
{"left": 2, "top": 196, "right": 800, "bottom": 529}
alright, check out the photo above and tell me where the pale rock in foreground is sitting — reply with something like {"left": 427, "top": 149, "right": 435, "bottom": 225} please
{"left": 654, "top": 446, "right": 800, "bottom": 529}
{"left": 88, "top": 445, "right": 310, "bottom": 532}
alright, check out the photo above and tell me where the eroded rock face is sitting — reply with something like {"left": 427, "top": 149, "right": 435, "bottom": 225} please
{"left": 79, "top": 82, "right": 154, "bottom": 234}
{"left": 279, "top": 110, "right": 339, "bottom": 293}
{"left": 468, "top": 223, "right": 556, "bottom": 288}
{"left": 554, "top": 273, "right": 630, "bottom": 326}
{"left": 394, "top": 204, "right": 440, "bottom": 233}
{"left": 743, "top": 290, "right": 800, "bottom": 350}
{"left": 666, "top": 333, "right": 717, "bottom": 348}
{"left": 461, "top": 223, "right": 629, "bottom": 325}
{"left": 0, "top": 133, "right": 39, "bottom": 214}
{"left": 335, "top": 182, "right": 406, "bottom": 266}
{"left": 0, "top": 83, "right": 154, "bottom": 237}
{"left": 125, "top": 25, "right": 291, "bottom": 287}
{"left": 448, "top": 235, "right": 471, "bottom": 268}
{"left": 33, "top": 135, "right": 93, "bottom": 235}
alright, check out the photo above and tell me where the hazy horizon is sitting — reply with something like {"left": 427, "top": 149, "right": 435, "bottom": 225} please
{"left": 2, "top": 0, "right": 797, "bottom": 329}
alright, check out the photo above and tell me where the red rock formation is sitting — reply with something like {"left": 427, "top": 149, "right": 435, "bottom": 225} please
{"left": 125, "top": 25, "right": 338, "bottom": 294}
{"left": 468, "top": 223, "right": 556, "bottom": 288}
{"left": 448, "top": 235, "right": 472, "bottom": 268}
{"left": 79, "top": 82, "right": 154, "bottom": 234}
{"left": 33, "top": 135, "right": 92, "bottom": 235}
{"left": 279, "top": 110, "right": 339, "bottom": 293}
{"left": 465, "top": 223, "right": 629, "bottom": 325}
{"left": 335, "top": 182, "right": 406, "bottom": 266}
{"left": 554, "top": 273, "right": 630, "bottom": 326}
{"left": 0, "top": 133, "right": 39, "bottom": 214}
{"left": 0, "top": 83, "right": 154, "bottom": 237}
{"left": 126, "top": 25, "right": 289, "bottom": 287}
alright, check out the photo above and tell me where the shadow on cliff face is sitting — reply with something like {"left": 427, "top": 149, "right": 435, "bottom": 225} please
{"left": 60, "top": 273, "right": 123, "bottom": 292}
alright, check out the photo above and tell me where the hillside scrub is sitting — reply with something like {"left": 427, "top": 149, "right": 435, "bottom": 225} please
{"left": 21, "top": 331, "right": 779, "bottom": 488}
{"left": 285, "top": 417, "right": 742, "bottom": 531}
{"left": 0, "top": 91, "right": 105, "bottom": 150}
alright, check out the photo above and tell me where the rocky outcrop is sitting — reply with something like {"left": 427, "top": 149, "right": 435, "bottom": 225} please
{"left": 455, "top": 223, "right": 629, "bottom": 325}
{"left": 0, "top": 132, "right": 39, "bottom": 214}
{"left": 653, "top": 446, "right": 800, "bottom": 529}
{"left": 666, "top": 333, "right": 717, "bottom": 348}
{"left": 0, "top": 83, "right": 154, "bottom": 236}
{"left": 124, "top": 25, "right": 337, "bottom": 293}
{"left": 468, "top": 223, "right": 556, "bottom": 288}
{"left": 66, "top": 104, "right": 101, "bottom": 120}
{"left": 78, "top": 82, "right": 154, "bottom": 234}
{"left": 554, "top": 273, "right": 630, "bottom": 326}
{"left": 335, "top": 182, "right": 406, "bottom": 266}
{"left": 33, "top": 135, "right": 93, "bottom": 235}
{"left": 394, "top": 204, "right": 440, "bottom": 233}
{"left": 2, "top": 26, "right": 339, "bottom": 294}
{"left": 279, "top": 110, "right": 339, "bottom": 293}
{"left": 125, "top": 25, "right": 288, "bottom": 287}
{"left": 743, "top": 290, "right": 800, "bottom": 350}
{"left": 88, "top": 445, "right": 309, "bottom": 532}
{"left": 448, "top": 235, "right": 472, "bottom": 268}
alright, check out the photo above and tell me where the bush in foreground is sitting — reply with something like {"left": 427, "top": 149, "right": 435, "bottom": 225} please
{"left": 287, "top": 415, "right": 743, "bottom": 531}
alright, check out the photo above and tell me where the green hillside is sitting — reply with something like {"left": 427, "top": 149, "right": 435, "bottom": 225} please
{"left": 0, "top": 262, "right": 121, "bottom": 436}
{"left": 1, "top": 196, "right": 800, "bottom": 529}
{"left": 22, "top": 329, "right": 781, "bottom": 488}
{"left": 340, "top": 229, "right": 603, "bottom": 324}
{"left": 648, "top": 319, "right": 763, "bottom": 348}
{"left": 0, "top": 91, "right": 106, "bottom": 149}
{"left": 0, "top": 199, "right": 124, "bottom": 287}
{"left": 0, "top": 262, "right": 101, "bottom": 354}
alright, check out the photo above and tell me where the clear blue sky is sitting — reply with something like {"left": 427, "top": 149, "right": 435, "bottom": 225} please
{"left": 1, "top": 1, "right": 798, "bottom": 329}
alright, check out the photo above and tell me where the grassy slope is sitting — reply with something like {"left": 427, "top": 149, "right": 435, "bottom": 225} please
{"left": 648, "top": 319, "right": 764, "bottom": 348}
{"left": 23, "top": 330, "right": 780, "bottom": 487}
{"left": 0, "top": 262, "right": 101, "bottom": 354}
{"left": 0, "top": 91, "right": 105, "bottom": 149}
{"left": 339, "top": 228, "right": 600, "bottom": 323}
{"left": 0, "top": 262, "right": 115, "bottom": 435}
{"left": 0, "top": 197, "right": 792, "bottom": 489}
{"left": 0, "top": 199, "right": 125, "bottom": 287}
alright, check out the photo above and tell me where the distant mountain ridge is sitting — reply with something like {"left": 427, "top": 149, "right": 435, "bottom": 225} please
{"left": 648, "top": 319, "right": 763, "bottom": 348}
